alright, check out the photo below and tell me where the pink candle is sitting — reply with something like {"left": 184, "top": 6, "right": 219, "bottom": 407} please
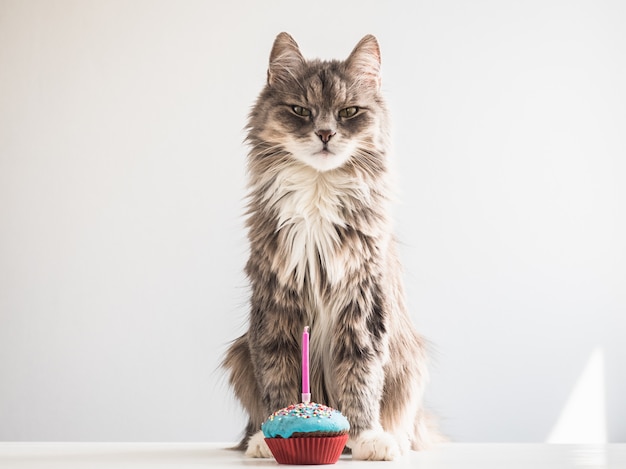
{"left": 302, "top": 326, "right": 310, "bottom": 403}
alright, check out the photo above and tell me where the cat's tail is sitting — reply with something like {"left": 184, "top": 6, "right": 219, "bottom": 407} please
{"left": 412, "top": 409, "right": 449, "bottom": 451}
{"left": 222, "top": 333, "right": 265, "bottom": 450}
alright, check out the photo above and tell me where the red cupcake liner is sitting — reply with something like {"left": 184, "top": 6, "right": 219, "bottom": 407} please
{"left": 265, "top": 434, "right": 349, "bottom": 465}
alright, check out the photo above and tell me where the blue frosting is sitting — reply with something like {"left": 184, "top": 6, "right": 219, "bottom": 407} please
{"left": 261, "top": 402, "right": 350, "bottom": 438}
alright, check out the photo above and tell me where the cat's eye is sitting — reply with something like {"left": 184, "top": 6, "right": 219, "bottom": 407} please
{"left": 339, "top": 106, "right": 359, "bottom": 118}
{"left": 292, "top": 105, "right": 311, "bottom": 117}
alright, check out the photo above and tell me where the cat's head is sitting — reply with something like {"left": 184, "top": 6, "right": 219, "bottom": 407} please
{"left": 248, "top": 33, "right": 388, "bottom": 173}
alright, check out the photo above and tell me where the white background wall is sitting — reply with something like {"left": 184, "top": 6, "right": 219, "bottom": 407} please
{"left": 1, "top": 0, "right": 625, "bottom": 443}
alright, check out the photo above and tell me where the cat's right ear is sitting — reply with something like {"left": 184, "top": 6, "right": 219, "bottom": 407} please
{"left": 267, "top": 32, "right": 304, "bottom": 86}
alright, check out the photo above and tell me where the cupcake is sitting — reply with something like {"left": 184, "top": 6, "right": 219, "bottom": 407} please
{"left": 262, "top": 402, "right": 350, "bottom": 465}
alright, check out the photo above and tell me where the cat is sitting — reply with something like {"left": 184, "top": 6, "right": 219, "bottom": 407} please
{"left": 222, "top": 32, "right": 437, "bottom": 461}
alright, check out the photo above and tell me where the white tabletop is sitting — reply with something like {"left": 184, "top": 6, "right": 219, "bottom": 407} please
{"left": 1, "top": 442, "right": 625, "bottom": 468}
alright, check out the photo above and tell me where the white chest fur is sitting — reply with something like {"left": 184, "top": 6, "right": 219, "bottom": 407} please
{"left": 262, "top": 164, "right": 371, "bottom": 289}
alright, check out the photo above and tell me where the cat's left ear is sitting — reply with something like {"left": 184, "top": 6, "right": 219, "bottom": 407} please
{"left": 346, "top": 35, "right": 381, "bottom": 90}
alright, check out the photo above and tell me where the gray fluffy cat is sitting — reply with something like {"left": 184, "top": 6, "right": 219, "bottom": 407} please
{"left": 223, "top": 32, "right": 437, "bottom": 461}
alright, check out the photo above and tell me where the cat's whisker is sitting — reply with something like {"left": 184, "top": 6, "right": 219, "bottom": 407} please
{"left": 247, "top": 141, "right": 289, "bottom": 158}
{"left": 349, "top": 147, "right": 386, "bottom": 180}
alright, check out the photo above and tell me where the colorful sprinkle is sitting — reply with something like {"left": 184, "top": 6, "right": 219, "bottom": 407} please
{"left": 261, "top": 402, "right": 350, "bottom": 438}
{"left": 268, "top": 402, "right": 335, "bottom": 420}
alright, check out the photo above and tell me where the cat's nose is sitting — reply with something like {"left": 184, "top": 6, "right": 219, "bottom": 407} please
{"left": 316, "top": 129, "right": 336, "bottom": 144}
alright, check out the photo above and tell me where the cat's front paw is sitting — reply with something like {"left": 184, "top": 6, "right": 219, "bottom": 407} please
{"left": 349, "top": 429, "right": 401, "bottom": 461}
{"left": 245, "top": 430, "right": 273, "bottom": 458}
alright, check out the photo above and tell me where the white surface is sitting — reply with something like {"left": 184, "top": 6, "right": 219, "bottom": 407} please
{"left": 1, "top": 0, "right": 626, "bottom": 443}
{"left": 1, "top": 443, "right": 626, "bottom": 469}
